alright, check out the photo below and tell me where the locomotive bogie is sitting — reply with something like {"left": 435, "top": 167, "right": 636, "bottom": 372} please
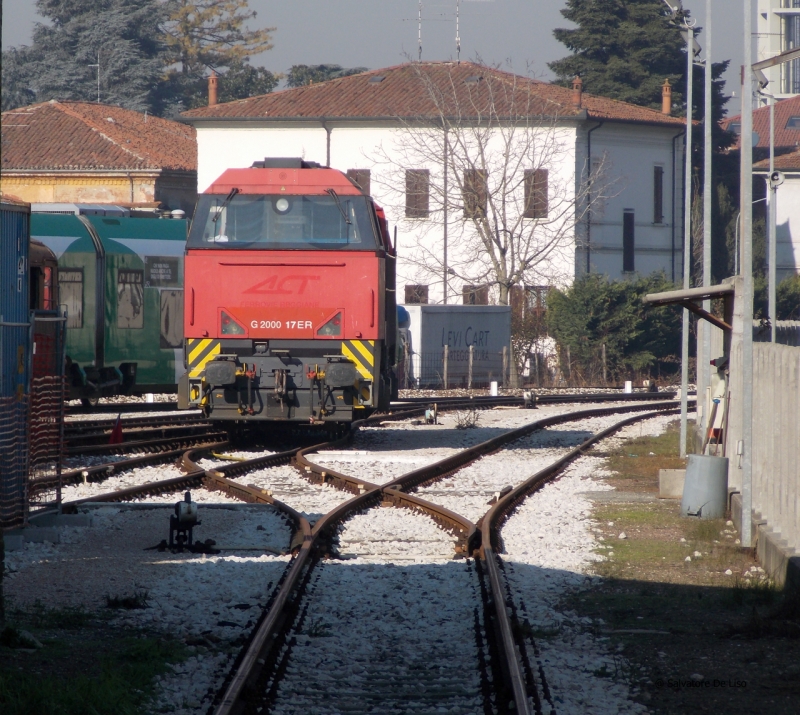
{"left": 180, "top": 338, "right": 386, "bottom": 423}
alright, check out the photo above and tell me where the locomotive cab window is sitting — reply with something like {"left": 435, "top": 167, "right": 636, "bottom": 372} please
{"left": 189, "top": 194, "right": 379, "bottom": 250}
{"left": 117, "top": 269, "right": 144, "bottom": 329}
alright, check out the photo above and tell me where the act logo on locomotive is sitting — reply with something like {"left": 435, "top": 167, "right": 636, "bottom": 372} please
{"left": 243, "top": 275, "right": 321, "bottom": 295}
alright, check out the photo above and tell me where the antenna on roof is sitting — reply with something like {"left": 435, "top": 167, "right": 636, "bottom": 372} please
{"left": 88, "top": 51, "right": 100, "bottom": 103}
{"left": 418, "top": 1, "right": 423, "bottom": 62}
{"left": 456, "top": 0, "right": 461, "bottom": 62}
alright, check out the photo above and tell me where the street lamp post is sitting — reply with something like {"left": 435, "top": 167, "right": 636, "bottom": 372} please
{"left": 663, "top": 0, "right": 699, "bottom": 458}
{"left": 740, "top": 0, "right": 754, "bottom": 549}
{"left": 701, "top": 0, "right": 713, "bottom": 438}
{"left": 753, "top": 49, "right": 800, "bottom": 341}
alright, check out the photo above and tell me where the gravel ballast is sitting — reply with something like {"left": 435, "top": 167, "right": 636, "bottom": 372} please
{"left": 6, "top": 404, "right": 682, "bottom": 714}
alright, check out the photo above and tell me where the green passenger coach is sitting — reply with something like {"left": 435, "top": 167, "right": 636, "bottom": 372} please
{"left": 31, "top": 212, "right": 188, "bottom": 404}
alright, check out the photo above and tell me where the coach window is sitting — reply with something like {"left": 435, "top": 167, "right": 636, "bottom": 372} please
{"left": 463, "top": 169, "right": 487, "bottom": 218}
{"left": 346, "top": 169, "right": 371, "bottom": 196}
{"left": 622, "top": 210, "right": 635, "bottom": 273}
{"left": 405, "top": 169, "right": 430, "bottom": 218}
{"left": 160, "top": 290, "right": 183, "bottom": 348}
{"left": 117, "top": 269, "right": 144, "bottom": 329}
{"left": 59, "top": 268, "right": 83, "bottom": 329}
{"left": 523, "top": 169, "right": 549, "bottom": 219}
{"left": 405, "top": 285, "right": 429, "bottom": 304}
{"left": 653, "top": 165, "right": 664, "bottom": 224}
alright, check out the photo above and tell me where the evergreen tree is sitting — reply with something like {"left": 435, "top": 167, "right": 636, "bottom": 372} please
{"left": 160, "top": 0, "right": 276, "bottom": 114}
{"left": 546, "top": 273, "right": 682, "bottom": 382}
{"left": 286, "top": 64, "right": 368, "bottom": 88}
{"left": 7, "top": 0, "right": 168, "bottom": 112}
{"left": 2, "top": 0, "right": 278, "bottom": 116}
{"left": 549, "top": 0, "right": 730, "bottom": 135}
{"left": 550, "top": 0, "right": 687, "bottom": 110}
{"left": 1, "top": 49, "right": 36, "bottom": 111}
{"left": 162, "top": 1, "right": 273, "bottom": 76}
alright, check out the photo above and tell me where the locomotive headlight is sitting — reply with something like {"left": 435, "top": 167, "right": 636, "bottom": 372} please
{"left": 275, "top": 197, "right": 290, "bottom": 213}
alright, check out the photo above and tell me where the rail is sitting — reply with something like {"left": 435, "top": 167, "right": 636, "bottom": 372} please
{"left": 57, "top": 395, "right": 689, "bottom": 714}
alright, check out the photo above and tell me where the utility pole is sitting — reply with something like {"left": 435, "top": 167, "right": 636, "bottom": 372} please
{"left": 768, "top": 93, "right": 776, "bottom": 343}
{"left": 443, "top": 127, "right": 449, "bottom": 304}
{"left": 418, "top": 1, "right": 423, "bottom": 62}
{"left": 701, "top": 0, "right": 713, "bottom": 436}
{"left": 740, "top": 0, "right": 754, "bottom": 549}
{"left": 88, "top": 51, "right": 100, "bottom": 103}
{"left": 662, "top": 0, "right": 698, "bottom": 458}
{"left": 455, "top": 0, "right": 461, "bottom": 63}
{"left": 753, "top": 47, "right": 800, "bottom": 341}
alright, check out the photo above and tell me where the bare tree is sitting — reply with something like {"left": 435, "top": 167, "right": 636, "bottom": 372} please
{"left": 370, "top": 61, "right": 615, "bottom": 306}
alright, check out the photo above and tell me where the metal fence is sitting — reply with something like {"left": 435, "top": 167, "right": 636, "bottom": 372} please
{"left": 0, "top": 312, "right": 66, "bottom": 528}
{"left": 0, "top": 396, "right": 28, "bottom": 530}
{"left": 396, "top": 344, "right": 680, "bottom": 390}
{"left": 397, "top": 347, "right": 509, "bottom": 389}
{"left": 28, "top": 313, "right": 67, "bottom": 512}
{"left": 28, "top": 375, "right": 66, "bottom": 511}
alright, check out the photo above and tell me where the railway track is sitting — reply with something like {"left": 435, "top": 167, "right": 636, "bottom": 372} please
{"left": 56, "top": 398, "right": 685, "bottom": 714}
{"left": 64, "top": 400, "right": 184, "bottom": 416}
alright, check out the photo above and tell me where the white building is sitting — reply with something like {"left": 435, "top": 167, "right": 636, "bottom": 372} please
{"left": 183, "top": 62, "right": 687, "bottom": 304}
{"left": 755, "top": 147, "right": 800, "bottom": 280}
{"left": 757, "top": 0, "right": 800, "bottom": 99}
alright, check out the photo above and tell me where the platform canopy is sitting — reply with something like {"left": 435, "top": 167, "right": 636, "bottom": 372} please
{"left": 643, "top": 283, "right": 734, "bottom": 332}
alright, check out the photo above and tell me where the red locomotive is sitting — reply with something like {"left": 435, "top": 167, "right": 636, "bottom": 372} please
{"left": 179, "top": 158, "right": 397, "bottom": 430}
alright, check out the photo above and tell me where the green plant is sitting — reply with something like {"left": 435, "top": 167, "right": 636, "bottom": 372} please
{"left": 546, "top": 273, "right": 683, "bottom": 384}
{"left": 19, "top": 601, "right": 93, "bottom": 629}
{"left": 454, "top": 409, "right": 480, "bottom": 429}
{"left": 0, "top": 636, "right": 187, "bottom": 715}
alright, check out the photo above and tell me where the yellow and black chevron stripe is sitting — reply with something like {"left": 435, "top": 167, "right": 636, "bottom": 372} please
{"left": 341, "top": 339, "right": 375, "bottom": 380}
{"left": 187, "top": 338, "right": 221, "bottom": 378}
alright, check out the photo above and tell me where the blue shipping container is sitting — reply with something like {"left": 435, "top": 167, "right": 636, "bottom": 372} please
{"left": 1, "top": 199, "right": 31, "bottom": 398}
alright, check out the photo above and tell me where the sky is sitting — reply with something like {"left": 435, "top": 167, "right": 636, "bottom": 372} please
{"left": 2, "top": 0, "right": 745, "bottom": 108}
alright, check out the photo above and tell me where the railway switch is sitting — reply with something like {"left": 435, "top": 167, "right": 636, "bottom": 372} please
{"left": 169, "top": 491, "right": 200, "bottom": 550}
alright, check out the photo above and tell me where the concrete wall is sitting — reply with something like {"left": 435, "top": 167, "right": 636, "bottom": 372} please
{"left": 0, "top": 171, "right": 197, "bottom": 215}
{"left": 724, "top": 277, "right": 800, "bottom": 582}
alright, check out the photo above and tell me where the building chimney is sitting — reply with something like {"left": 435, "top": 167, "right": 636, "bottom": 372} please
{"left": 208, "top": 71, "right": 218, "bottom": 107}
{"left": 572, "top": 76, "right": 583, "bottom": 109}
{"left": 662, "top": 78, "right": 672, "bottom": 115}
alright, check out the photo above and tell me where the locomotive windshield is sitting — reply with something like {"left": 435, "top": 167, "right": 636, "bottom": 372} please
{"left": 188, "top": 193, "right": 379, "bottom": 250}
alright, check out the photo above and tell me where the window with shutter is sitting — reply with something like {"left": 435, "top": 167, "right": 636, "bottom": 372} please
{"left": 405, "top": 169, "right": 430, "bottom": 218}
{"left": 463, "top": 169, "right": 487, "bottom": 218}
{"left": 462, "top": 285, "right": 489, "bottom": 305}
{"left": 653, "top": 166, "right": 664, "bottom": 224}
{"left": 405, "top": 285, "right": 429, "bottom": 304}
{"left": 524, "top": 169, "right": 548, "bottom": 219}
{"left": 623, "top": 210, "right": 635, "bottom": 273}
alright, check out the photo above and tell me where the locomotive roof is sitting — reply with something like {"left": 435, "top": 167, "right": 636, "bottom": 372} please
{"left": 206, "top": 167, "right": 365, "bottom": 196}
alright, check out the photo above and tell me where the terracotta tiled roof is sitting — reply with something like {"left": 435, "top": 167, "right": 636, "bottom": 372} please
{"left": 721, "top": 95, "right": 800, "bottom": 150}
{"left": 754, "top": 147, "right": 800, "bottom": 171}
{"left": 0, "top": 192, "right": 30, "bottom": 207}
{"left": 182, "top": 62, "right": 686, "bottom": 128}
{"left": 1, "top": 100, "right": 197, "bottom": 172}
